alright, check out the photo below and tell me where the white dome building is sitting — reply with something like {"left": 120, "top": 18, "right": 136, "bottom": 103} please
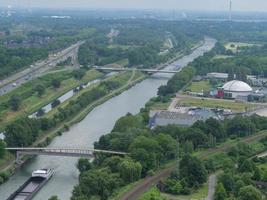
{"left": 222, "top": 80, "right": 253, "bottom": 99}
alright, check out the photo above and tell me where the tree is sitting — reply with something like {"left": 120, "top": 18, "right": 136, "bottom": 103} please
{"left": 77, "top": 158, "right": 91, "bottom": 173}
{"left": 139, "top": 188, "right": 165, "bottom": 200}
{"left": 130, "top": 136, "right": 163, "bottom": 173}
{"left": 8, "top": 94, "right": 22, "bottom": 111}
{"left": 119, "top": 158, "right": 142, "bottom": 183}
{"left": 0, "top": 140, "right": 6, "bottom": 159}
{"left": 73, "top": 69, "right": 86, "bottom": 80}
{"left": 179, "top": 154, "right": 207, "bottom": 187}
{"left": 214, "top": 183, "right": 227, "bottom": 200}
{"left": 155, "top": 134, "right": 176, "bottom": 160}
{"left": 219, "top": 172, "right": 235, "bottom": 192}
{"left": 48, "top": 196, "right": 60, "bottom": 200}
{"left": 79, "top": 168, "right": 120, "bottom": 200}
{"left": 205, "top": 118, "right": 226, "bottom": 141}
{"left": 35, "top": 84, "right": 45, "bottom": 97}
{"left": 183, "top": 140, "right": 194, "bottom": 155}
{"left": 52, "top": 79, "right": 61, "bottom": 88}
{"left": 253, "top": 167, "right": 261, "bottom": 181}
{"left": 112, "top": 113, "right": 144, "bottom": 132}
{"left": 239, "top": 160, "right": 255, "bottom": 173}
{"left": 239, "top": 185, "right": 262, "bottom": 200}
{"left": 228, "top": 69, "right": 235, "bottom": 81}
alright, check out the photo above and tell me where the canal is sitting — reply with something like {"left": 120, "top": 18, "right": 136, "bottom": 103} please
{"left": 0, "top": 37, "right": 216, "bottom": 200}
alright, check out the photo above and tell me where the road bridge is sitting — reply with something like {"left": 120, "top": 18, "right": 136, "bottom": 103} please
{"left": 6, "top": 147, "right": 128, "bottom": 164}
{"left": 94, "top": 66, "right": 179, "bottom": 74}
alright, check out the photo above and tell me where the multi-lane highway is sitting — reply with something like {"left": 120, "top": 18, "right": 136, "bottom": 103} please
{"left": 0, "top": 41, "right": 83, "bottom": 95}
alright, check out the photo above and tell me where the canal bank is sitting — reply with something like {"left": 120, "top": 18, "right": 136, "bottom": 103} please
{"left": 0, "top": 37, "right": 216, "bottom": 200}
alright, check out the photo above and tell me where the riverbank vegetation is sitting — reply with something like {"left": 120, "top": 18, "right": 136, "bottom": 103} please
{"left": 0, "top": 69, "right": 103, "bottom": 131}
{"left": 3, "top": 71, "right": 136, "bottom": 148}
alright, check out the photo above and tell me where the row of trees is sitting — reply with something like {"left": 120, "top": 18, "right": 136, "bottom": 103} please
{"left": 158, "top": 66, "right": 196, "bottom": 97}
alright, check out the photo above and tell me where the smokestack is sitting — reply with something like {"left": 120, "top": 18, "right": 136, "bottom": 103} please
{"left": 229, "top": 0, "right": 232, "bottom": 21}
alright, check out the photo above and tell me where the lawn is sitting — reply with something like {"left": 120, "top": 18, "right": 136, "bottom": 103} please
{"left": 186, "top": 80, "right": 212, "bottom": 92}
{"left": 213, "top": 55, "right": 234, "bottom": 60}
{"left": 178, "top": 97, "right": 257, "bottom": 112}
{"left": 0, "top": 69, "right": 103, "bottom": 130}
{"left": 224, "top": 42, "right": 256, "bottom": 53}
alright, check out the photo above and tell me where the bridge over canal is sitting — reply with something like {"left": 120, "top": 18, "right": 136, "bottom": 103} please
{"left": 94, "top": 66, "right": 180, "bottom": 74}
{"left": 6, "top": 147, "right": 128, "bottom": 164}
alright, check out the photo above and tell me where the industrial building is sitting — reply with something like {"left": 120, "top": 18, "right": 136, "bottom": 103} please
{"left": 217, "top": 80, "right": 253, "bottom": 99}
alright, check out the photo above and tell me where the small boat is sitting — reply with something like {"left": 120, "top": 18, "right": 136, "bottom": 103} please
{"left": 7, "top": 169, "right": 54, "bottom": 200}
{"left": 31, "top": 169, "right": 53, "bottom": 179}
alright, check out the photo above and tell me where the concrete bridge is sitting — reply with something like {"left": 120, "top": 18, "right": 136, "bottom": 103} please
{"left": 6, "top": 147, "right": 128, "bottom": 164}
{"left": 94, "top": 66, "right": 179, "bottom": 74}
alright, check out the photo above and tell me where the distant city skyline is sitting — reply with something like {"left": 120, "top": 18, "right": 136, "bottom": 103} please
{"left": 2, "top": 0, "right": 267, "bottom": 12}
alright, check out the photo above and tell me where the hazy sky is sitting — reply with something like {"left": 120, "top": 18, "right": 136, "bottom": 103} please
{"left": 2, "top": 0, "right": 267, "bottom": 12}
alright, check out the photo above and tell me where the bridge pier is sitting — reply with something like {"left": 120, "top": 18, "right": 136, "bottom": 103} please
{"left": 16, "top": 151, "right": 23, "bottom": 165}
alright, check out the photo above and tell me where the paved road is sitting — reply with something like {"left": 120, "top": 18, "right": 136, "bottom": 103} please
{"left": 0, "top": 41, "right": 83, "bottom": 95}
{"left": 205, "top": 174, "right": 217, "bottom": 200}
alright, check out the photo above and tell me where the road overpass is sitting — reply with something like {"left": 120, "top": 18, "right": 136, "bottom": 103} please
{"left": 6, "top": 147, "right": 128, "bottom": 164}
{"left": 94, "top": 66, "right": 179, "bottom": 74}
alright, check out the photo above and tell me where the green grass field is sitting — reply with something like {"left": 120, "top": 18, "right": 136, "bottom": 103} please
{"left": 213, "top": 55, "right": 234, "bottom": 60}
{"left": 224, "top": 42, "right": 256, "bottom": 53}
{"left": 178, "top": 97, "right": 257, "bottom": 112}
{"left": 186, "top": 80, "right": 212, "bottom": 92}
{"left": 0, "top": 69, "right": 103, "bottom": 130}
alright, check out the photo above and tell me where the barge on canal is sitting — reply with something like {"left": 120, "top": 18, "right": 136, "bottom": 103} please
{"left": 7, "top": 169, "right": 53, "bottom": 200}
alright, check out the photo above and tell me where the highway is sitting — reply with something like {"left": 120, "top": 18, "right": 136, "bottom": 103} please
{"left": 0, "top": 41, "right": 83, "bottom": 95}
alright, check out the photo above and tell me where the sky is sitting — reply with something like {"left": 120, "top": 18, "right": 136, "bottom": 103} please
{"left": 2, "top": 0, "right": 267, "bottom": 12}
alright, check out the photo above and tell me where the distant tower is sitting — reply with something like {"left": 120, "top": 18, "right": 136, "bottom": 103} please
{"left": 229, "top": 0, "right": 232, "bottom": 21}
{"left": 7, "top": 5, "right": 12, "bottom": 17}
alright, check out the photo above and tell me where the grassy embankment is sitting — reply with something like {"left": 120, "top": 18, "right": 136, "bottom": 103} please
{"left": 178, "top": 97, "right": 258, "bottom": 112}
{"left": 0, "top": 69, "right": 103, "bottom": 131}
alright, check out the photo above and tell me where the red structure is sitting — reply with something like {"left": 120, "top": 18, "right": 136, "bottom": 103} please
{"left": 216, "top": 88, "right": 224, "bottom": 98}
